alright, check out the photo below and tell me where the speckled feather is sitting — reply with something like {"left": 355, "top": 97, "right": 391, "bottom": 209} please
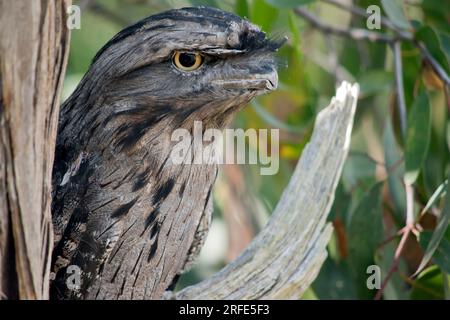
{"left": 50, "top": 7, "right": 280, "bottom": 300}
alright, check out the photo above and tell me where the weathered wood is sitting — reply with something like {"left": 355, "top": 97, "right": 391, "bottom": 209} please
{"left": 171, "top": 82, "right": 359, "bottom": 299}
{"left": 0, "top": 0, "right": 71, "bottom": 299}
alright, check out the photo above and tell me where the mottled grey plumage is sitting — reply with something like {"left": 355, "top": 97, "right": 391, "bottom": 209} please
{"left": 50, "top": 7, "right": 280, "bottom": 299}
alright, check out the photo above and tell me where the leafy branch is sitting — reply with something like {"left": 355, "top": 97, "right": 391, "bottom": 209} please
{"left": 292, "top": 0, "right": 449, "bottom": 299}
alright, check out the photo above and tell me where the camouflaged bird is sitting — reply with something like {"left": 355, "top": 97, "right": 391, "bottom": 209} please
{"left": 50, "top": 7, "right": 281, "bottom": 300}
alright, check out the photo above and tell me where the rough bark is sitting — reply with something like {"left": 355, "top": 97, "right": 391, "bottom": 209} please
{"left": 0, "top": 0, "right": 71, "bottom": 299}
{"left": 170, "top": 82, "right": 359, "bottom": 299}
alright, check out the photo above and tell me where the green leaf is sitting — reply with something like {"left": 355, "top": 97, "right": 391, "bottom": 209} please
{"left": 266, "top": 0, "right": 315, "bottom": 8}
{"left": 342, "top": 152, "right": 377, "bottom": 194}
{"left": 328, "top": 183, "right": 351, "bottom": 223}
{"left": 415, "top": 175, "right": 450, "bottom": 275}
{"left": 358, "top": 71, "right": 394, "bottom": 96}
{"left": 411, "top": 266, "right": 445, "bottom": 299}
{"left": 415, "top": 26, "right": 450, "bottom": 75}
{"left": 421, "top": 179, "right": 448, "bottom": 216}
{"left": 381, "top": 0, "right": 410, "bottom": 30}
{"left": 348, "top": 183, "right": 383, "bottom": 299}
{"left": 404, "top": 91, "right": 431, "bottom": 185}
{"left": 312, "top": 257, "right": 357, "bottom": 299}
{"left": 383, "top": 117, "right": 406, "bottom": 222}
{"left": 235, "top": 0, "right": 249, "bottom": 18}
{"left": 419, "top": 230, "right": 450, "bottom": 274}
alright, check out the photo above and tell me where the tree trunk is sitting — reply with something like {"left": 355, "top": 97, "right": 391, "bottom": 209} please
{"left": 0, "top": 0, "right": 71, "bottom": 300}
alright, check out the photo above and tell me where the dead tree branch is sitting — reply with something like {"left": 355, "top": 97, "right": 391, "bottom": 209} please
{"left": 0, "top": 0, "right": 71, "bottom": 299}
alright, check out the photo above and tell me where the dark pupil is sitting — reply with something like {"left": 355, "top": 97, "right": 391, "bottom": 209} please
{"left": 179, "top": 53, "right": 196, "bottom": 67}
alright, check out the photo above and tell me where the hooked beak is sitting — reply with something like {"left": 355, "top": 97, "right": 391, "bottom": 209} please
{"left": 212, "top": 67, "right": 278, "bottom": 93}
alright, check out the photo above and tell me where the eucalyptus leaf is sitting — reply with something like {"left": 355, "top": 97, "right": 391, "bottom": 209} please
{"left": 415, "top": 176, "right": 450, "bottom": 275}
{"left": 383, "top": 117, "right": 406, "bottom": 222}
{"left": 348, "top": 183, "right": 383, "bottom": 299}
{"left": 411, "top": 266, "right": 445, "bottom": 299}
{"left": 415, "top": 26, "right": 450, "bottom": 74}
{"left": 235, "top": 0, "right": 249, "bottom": 18}
{"left": 381, "top": 0, "right": 410, "bottom": 30}
{"left": 419, "top": 230, "right": 450, "bottom": 274}
{"left": 404, "top": 92, "right": 431, "bottom": 185}
{"left": 188, "top": 0, "right": 219, "bottom": 8}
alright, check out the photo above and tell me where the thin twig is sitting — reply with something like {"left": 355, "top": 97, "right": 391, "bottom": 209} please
{"left": 377, "top": 231, "right": 401, "bottom": 250}
{"left": 374, "top": 225, "right": 412, "bottom": 300}
{"left": 303, "top": 49, "right": 355, "bottom": 82}
{"left": 417, "top": 42, "right": 450, "bottom": 86}
{"left": 321, "top": 0, "right": 412, "bottom": 41}
{"left": 324, "top": 34, "right": 340, "bottom": 83}
{"left": 393, "top": 41, "right": 407, "bottom": 139}
{"left": 293, "top": 8, "right": 398, "bottom": 43}
{"left": 405, "top": 184, "right": 415, "bottom": 226}
{"left": 81, "top": 0, "right": 132, "bottom": 26}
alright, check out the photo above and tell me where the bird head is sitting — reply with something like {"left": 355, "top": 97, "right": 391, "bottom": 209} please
{"left": 78, "top": 7, "right": 283, "bottom": 130}
{"left": 60, "top": 7, "right": 284, "bottom": 158}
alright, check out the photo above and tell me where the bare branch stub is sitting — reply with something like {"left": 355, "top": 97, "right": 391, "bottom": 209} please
{"left": 0, "top": 0, "right": 72, "bottom": 299}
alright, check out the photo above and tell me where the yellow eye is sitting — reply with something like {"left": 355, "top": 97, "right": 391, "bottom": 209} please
{"left": 173, "top": 51, "right": 203, "bottom": 71}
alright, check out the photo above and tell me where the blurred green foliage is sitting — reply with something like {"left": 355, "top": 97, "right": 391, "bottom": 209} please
{"left": 66, "top": 0, "right": 450, "bottom": 299}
